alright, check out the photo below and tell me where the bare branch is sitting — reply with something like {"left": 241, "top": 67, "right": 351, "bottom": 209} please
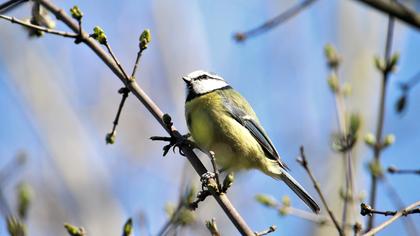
{"left": 363, "top": 201, "right": 420, "bottom": 236}
{"left": 0, "top": 14, "right": 78, "bottom": 38}
{"left": 0, "top": 0, "right": 28, "bottom": 14}
{"left": 387, "top": 166, "right": 420, "bottom": 175}
{"left": 255, "top": 225, "right": 277, "bottom": 236}
{"left": 234, "top": 0, "right": 317, "bottom": 42}
{"left": 353, "top": 0, "right": 420, "bottom": 30}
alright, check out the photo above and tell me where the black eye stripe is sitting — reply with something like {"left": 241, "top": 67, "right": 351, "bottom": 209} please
{"left": 193, "top": 74, "right": 224, "bottom": 81}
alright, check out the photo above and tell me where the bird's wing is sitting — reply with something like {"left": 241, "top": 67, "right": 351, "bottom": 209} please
{"left": 222, "top": 90, "right": 289, "bottom": 170}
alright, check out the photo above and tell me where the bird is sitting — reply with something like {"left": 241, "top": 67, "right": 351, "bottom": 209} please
{"left": 183, "top": 70, "right": 320, "bottom": 213}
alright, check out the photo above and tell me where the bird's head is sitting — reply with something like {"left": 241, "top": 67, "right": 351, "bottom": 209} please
{"left": 182, "top": 70, "right": 229, "bottom": 101}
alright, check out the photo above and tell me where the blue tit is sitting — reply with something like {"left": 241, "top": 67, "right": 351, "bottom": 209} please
{"left": 183, "top": 70, "right": 320, "bottom": 213}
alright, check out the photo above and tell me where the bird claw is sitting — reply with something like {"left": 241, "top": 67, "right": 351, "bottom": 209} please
{"left": 150, "top": 133, "right": 193, "bottom": 156}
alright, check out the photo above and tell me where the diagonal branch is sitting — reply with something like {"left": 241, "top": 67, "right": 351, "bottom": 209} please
{"left": 353, "top": 0, "right": 420, "bottom": 30}
{"left": 363, "top": 201, "right": 420, "bottom": 236}
{"left": 32, "top": 0, "right": 254, "bottom": 235}
{"left": 0, "top": 14, "right": 78, "bottom": 38}
{"left": 234, "top": 0, "right": 317, "bottom": 42}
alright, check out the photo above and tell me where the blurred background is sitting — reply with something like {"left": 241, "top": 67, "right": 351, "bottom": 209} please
{"left": 0, "top": 0, "right": 419, "bottom": 235}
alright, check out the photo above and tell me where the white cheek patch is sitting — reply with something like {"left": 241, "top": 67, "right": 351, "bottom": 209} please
{"left": 193, "top": 79, "right": 229, "bottom": 94}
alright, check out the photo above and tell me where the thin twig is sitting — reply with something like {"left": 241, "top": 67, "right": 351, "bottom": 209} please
{"left": 363, "top": 201, "right": 420, "bottom": 236}
{"left": 367, "top": 12, "right": 395, "bottom": 231}
{"left": 0, "top": 0, "right": 28, "bottom": 14}
{"left": 298, "top": 146, "right": 344, "bottom": 236}
{"left": 0, "top": 14, "right": 78, "bottom": 38}
{"left": 254, "top": 225, "right": 277, "bottom": 236}
{"left": 35, "top": 1, "right": 255, "bottom": 234}
{"left": 353, "top": 0, "right": 420, "bottom": 30}
{"left": 387, "top": 166, "right": 420, "bottom": 175}
{"left": 131, "top": 48, "right": 144, "bottom": 78}
{"left": 104, "top": 42, "right": 130, "bottom": 80}
{"left": 234, "top": 0, "right": 317, "bottom": 42}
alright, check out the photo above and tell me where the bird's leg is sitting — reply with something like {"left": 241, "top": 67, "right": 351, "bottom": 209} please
{"left": 150, "top": 133, "right": 194, "bottom": 156}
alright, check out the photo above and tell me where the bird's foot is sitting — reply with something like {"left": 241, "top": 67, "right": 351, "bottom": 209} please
{"left": 150, "top": 133, "right": 194, "bottom": 156}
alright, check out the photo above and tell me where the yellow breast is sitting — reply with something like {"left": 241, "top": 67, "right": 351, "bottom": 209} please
{"left": 185, "top": 91, "right": 265, "bottom": 171}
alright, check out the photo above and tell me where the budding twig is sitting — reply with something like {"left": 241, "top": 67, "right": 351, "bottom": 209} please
{"left": 366, "top": 10, "right": 396, "bottom": 231}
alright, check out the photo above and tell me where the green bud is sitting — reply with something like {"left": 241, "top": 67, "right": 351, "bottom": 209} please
{"left": 17, "top": 182, "right": 32, "bottom": 220}
{"left": 122, "top": 218, "right": 133, "bottom": 236}
{"left": 184, "top": 186, "right": 196, "bottom": 205}
{"left": 327, "top": 73, "right": 339, "bottom": 93}
{"left": 255, "top": 194, "right": 276, "bottom": 207}
{"left": 164, "top": 203, "right": 176, "bottom": 218}
{"left": 368, "top": 160, "right": 383, "bottom": 178}
{"left": 105, "top": 132, "right": 116, "bottom": 144}
{"left": 91, "top": 26, "right": 107, "bottom": 44}
{"left": 7, "top": 217, "right": 26, "bottom": 236}
{"left": 222, "top": 172, "right": 234, "bottom": 192}
{"left": 205, "top": 218, "right": 220, "bottom": 236}
{"left": 281, "top": 195, "right": 291, "bottom": 207}
{"left": 70, "top": 6, "right": 83, "bottom": 21}
{"left": 139, "top": 29, "right": 152, "bottom": 50}
{"left": 64, "top": 223, "right": 85, "bottom": 236}
{"left": 374, "top": 56, "right": 386, "bottom": 72}
{"left": 175, "top": 208, "right": 195, "bottom": 226}
{"left": 388, "top": 53, "right": 399, "bottom": 72}
{"left": 278, "top": 206, "right": 288, "bottom": 216}
{"left": 364, "top": 133, "right": 376, "bottom": 146}
{"left": 324, "top": 44, "right": 340, "bottom": 68}
{"left": 348, "top": 113, "right": 361, "bottom": 137}
{"left": 341, "top": 82, "right": 352, "bottom": 97}
{"left": 383, "top": 134, "right": 395, "bottom": 147}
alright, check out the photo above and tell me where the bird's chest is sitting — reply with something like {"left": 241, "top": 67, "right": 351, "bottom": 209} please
{"left": 185, "top": 94, "right": 256, "bottom": 169}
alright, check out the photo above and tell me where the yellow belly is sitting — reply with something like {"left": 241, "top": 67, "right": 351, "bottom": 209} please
{"left": 185, "top": 92, "right": 266, "bottom": 171}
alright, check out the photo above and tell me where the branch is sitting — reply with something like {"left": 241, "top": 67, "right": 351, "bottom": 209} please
{"left": 31, "top": 1, "right": 254, "bottom": 235}
{"left": 255, "top": 225, "right": 277, "bottom": 236}
{"left": 367, "top": 10, "right": 396, "bottom": 230}
{"left": 353, "top": 0, "right": 420, "bottom": 30}
{"left": 387, "top": 166, "right": 420, "bottom": 175}
{"left": 361, "top": 203, "right": 420, "bottom": 217}
{"left": 298, "top": 147, "right": 344, "bottom": 236}
{"left": 0, "top": 14, "right": 78, "bottom": 38}
{"left": 234, "top": 0, "right": 317, "bottom": 42}
{"left": 363, "top": 201, "right": 420, "bottom": 236}
{"left": 0, "top": 0, "right": 28, "bottom": 14}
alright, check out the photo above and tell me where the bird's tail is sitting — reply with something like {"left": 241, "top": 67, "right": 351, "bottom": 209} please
{"left": 271, "top": 167, "right": 320, "bottom": 213}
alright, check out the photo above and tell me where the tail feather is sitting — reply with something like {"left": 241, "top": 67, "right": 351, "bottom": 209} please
{"left": 278, "top": 169, "right": 320, "bottom": 214}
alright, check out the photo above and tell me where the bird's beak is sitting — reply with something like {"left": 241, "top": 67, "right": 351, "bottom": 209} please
{"left": 182, "top": 76, "right": 191, "bottom": 84}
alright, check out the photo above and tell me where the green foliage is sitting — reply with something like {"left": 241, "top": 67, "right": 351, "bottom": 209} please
{"left": 91, "top": 26, "right": 107, "bottom": 44}
{"left": 122, "top": 218, "right": 133, "bottom": 236}
{"left": 205, "top": 218, "right": 220, "bottom": 236}
{"left": 64, "top": 223, "right": 85, "bottom": 236}
{"left": 70, "top": 6, "right": 83, "bottom": 21}
{"left": 255, "top": 194, "right": 276, "bottom": 207}
{"left": 17, "top": 183, "right": 32, "bottom": 220}
{"left": 7, "top": 217, "right": 26, "bottom": 236}
{"left": 324, "top": 44, "right": 340, "bottom": 68}
{"left": 105, "top": 132, "right": 116, "bottom": 144}
{"left": 368, "top": 160, "right": 383, "bottom": 178}
{"left": 139, "top": 29, "right": 152, "bottom": 50}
